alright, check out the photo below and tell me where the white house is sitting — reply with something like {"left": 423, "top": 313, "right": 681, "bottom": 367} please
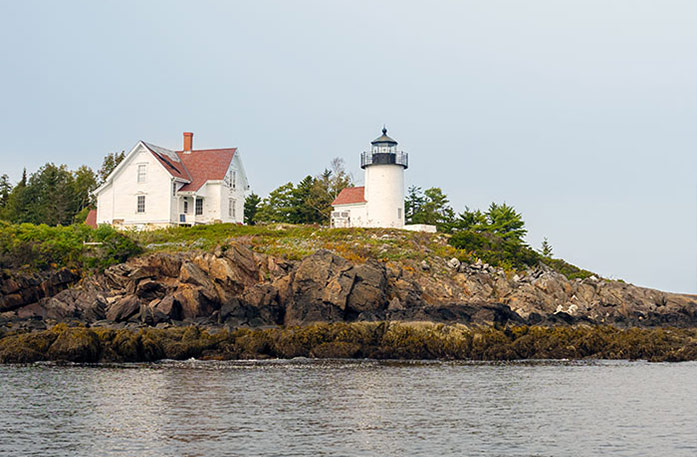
{"left": 92, "top": 132, "right": 249, "bottom": 229}
{"left": 331, "top": 128, "right": 436, "bottom": 232}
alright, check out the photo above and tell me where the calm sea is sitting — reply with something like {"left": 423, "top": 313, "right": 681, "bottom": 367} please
{"left": 0, "top": 360, "right": 695, "bottom": 457}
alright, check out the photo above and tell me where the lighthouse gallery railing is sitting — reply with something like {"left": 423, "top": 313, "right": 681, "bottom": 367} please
{"left": 360, "top": 151, "right": 409, "bottom": 169}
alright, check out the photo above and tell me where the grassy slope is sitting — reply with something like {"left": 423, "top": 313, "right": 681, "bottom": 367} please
{"left": 0, "top": 221, "right": 595, "bottom": 279}
{"left": 132, "top": 223, "right": 458, "bottom": 266}
{"left": 131, "top": 223, "right": 595, "bottom": 278}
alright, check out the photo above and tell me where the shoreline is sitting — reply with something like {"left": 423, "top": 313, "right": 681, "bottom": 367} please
{"left": 1, "top": 322, "right": 695, "bottom": 364}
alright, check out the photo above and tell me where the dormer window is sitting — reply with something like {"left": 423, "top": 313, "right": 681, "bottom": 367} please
{"left": 137, "top": 164, "right": 147, "bottom": 183}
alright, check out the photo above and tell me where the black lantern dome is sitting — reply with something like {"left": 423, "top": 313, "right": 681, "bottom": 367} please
{"left": 361, "top": 127, "right": 408, "bottom": 169}
{"left": 371, "top": 127, "right": 398, "bottom": 146}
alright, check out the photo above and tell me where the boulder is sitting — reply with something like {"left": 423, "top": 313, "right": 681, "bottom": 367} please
{"left": 0, "top": 268, "right": 78, "bottom": 312}
{"left": 106, "top": 295, "right": 141, "bottom": 322}
{"left": 285, "top": 250, "right": 355, "bottom": 325}
{"left": 346, "top": 262, "right": 388, "bottom": 315}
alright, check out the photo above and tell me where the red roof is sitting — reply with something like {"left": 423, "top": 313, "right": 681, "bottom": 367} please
{"left": 142, "top": 143, "right": 237, "bottom": 192}
{"left": 332, "top": 186, "right": 366, "bottom": 206}
{"left": 84, "top": 209, "right": 97, "bottom": 229}
{"left": 177, "top": 148, "right": 236, "bottom": 191}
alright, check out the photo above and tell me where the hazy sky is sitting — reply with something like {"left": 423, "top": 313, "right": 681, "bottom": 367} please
{"left": 1, "top": 1, "right": 695, "bottom": 293}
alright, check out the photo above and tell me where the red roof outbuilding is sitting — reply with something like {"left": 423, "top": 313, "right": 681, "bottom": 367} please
{"left": 332, "top": 186, "right": 366, "bottom": 206}
{"left": 84, "top": 209, "right": 97, "bottom": 229}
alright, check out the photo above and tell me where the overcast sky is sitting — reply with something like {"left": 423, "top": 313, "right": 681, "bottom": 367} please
{"left": 1, "top": 1, "right": 695, "bottom": 293}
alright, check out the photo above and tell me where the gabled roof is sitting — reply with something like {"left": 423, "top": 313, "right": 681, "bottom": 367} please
{"left": 142, "top": 143, "right": 237, "bottom": 191}
{"left": 177, "top": 148, "right": 237, "bottom": 192}
{"left": 142, "top": 142, "right": 191, "bottom": 181}
{"left": 332, "top": 186, "right": 366, "bottom": 206}
{"left": 94, "top": 139, "right": 239, "bottom": 196}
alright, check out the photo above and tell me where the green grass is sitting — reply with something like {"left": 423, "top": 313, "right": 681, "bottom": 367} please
{"left": 0, "top": 221, "right": 597, "bottom": 280}
{"left": 131, "top": 223, "right": 456, "bottom": 265}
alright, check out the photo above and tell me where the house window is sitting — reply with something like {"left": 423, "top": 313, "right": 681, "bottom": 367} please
{"left": 172, "top": 182, "right": 177, "bottom": 196}
{"left": 137, "top": 164, "right": 147, "bottom": 183}
{"left": 232, "top": 171, "right": 237, "bottom": 189}
{"left": 229, "top": 199, "right": 236, "bottom": 218}
{"left": 195, "top": 198, "right": 203, "bottom": 215}
{"left": 183, "top": 200, "right": 189, "bottom": 214}
{"left": 137, "top": 195, "right": 145, "bottom": 213}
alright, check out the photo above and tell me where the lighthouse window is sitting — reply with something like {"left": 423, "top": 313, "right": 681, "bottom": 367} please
{"left": 398, "top": 208, "right": 403, "bottom": 219}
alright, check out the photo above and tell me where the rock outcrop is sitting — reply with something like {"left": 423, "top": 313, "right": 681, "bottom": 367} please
{"left": 1, "top": 242, "right": 696, "bottom": 330}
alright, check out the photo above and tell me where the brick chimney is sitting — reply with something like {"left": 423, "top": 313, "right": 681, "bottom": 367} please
{"left": 183, "top": 132, "right": 193, "bottom": 152}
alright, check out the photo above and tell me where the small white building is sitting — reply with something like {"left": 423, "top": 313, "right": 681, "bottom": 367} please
{"left": 331, "top": 128, "right": 408, "bottom": 229}
{"left": 93, "top": 132, "right": 249, "bottom": 229}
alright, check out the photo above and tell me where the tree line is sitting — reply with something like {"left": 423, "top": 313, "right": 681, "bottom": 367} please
{"left": 244, "top": 158, "right": 352, "bottom": 225}
{"left": 0, "top": 152, "right": 124, "bottom": 226}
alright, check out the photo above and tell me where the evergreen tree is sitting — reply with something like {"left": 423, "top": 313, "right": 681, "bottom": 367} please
{"left": 72, "top": 165, "right": 98, "bottom": 212}
{"left": 404, "top": 186, "right": 425, "bottom": 223}
{"left": 244, "top": 192, "right": 261, "bottom": 225}
{"left": 408, "top": 187, "right": 455, "bottom": 230}
{"left": 485, "top": 202, "right": 527, "bottom": 243}
{"left": 25, "top": 163, "right": 77, "bottom": 225}
{"left": 0, "top": 174, "right": 11, "bottom": 209}
{"left": 453, "top": 207, "right": 488, "bottom": 231}
{"left": 256, "top": 182, "right": 295, "bottom": 223}
{"left": 306, "top": 158, "right": 353, "bottom": 224}
{"left": 98, "top": 151, "right": 126, "bottom": 184}
{"left": 540, "top": 237, "right": 553, "bottom": 257}
{"left": 450, "top": 202, "right": 528, "bottom": 244}
{"left": 2, "top": 169, "right": 30, "bottom": 223}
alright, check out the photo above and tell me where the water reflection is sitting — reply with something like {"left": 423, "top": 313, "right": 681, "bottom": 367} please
{"left": 1, "top": 360, "right": 695, "bottom": 456}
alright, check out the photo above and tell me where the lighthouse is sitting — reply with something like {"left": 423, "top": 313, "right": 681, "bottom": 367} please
{"left": 331, "top": 127, "right": 408, "bottom": 229}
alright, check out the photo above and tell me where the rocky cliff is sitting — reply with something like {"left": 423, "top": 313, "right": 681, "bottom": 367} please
{"left": 2, "top": 240, "right": 695, "bottom": 330}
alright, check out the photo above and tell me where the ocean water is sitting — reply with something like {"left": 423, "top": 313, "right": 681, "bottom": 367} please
{"left": 0, "top": 359, "right": 695, "bottom": 457}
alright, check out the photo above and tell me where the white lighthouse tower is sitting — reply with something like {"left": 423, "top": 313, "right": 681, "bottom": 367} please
{"left": 362, "top": 127, "right": 408, "bottom": 228}
{"left": 331, "top": 127, "right": 408, "bottom": 229}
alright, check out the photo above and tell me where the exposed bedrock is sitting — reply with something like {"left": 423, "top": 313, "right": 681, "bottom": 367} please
{"left": 1, "top": 243, "right": 696, "bottom": 329}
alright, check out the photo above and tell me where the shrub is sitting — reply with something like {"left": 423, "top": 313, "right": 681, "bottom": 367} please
{"left": 449, "top": 230, "right": 541, "bottom": 270}
{"left": 0, "top": 221, "right": 141, "bottom": 271}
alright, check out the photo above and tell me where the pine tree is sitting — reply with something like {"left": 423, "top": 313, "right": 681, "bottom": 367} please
{"left": 540, "top": 237, "right": 553, "bottom": 257}
{"left": 485, "top": 202, "right": 527, "bottom": 243}
{"left": 0, "top": 174, "right": 11, "bottom": 209}
{"left": 407, "top": 187, "right": 455, "bottom": 230}
{"left": 244, "top": 192, "right": 261, "bottom": 225}
{"left": 2, "top": 169, "right": 30, "bottom": 223}
{"left": 404, "top": 186, "right": 425, "bottom": 224}
{"left": 98, "top": 151, "right": 126, "bottom": 184}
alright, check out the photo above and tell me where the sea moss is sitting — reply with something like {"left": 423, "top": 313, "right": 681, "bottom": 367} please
{"left": 0, "top": 323, "right": 695, "bottom": 363}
